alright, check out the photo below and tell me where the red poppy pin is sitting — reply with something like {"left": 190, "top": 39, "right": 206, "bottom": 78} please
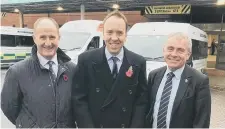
{"left": 126, "top": 66, "right": 133, "bottom": 78}
{"left": 63, "top": 74, "right": 68, "bottom": 81}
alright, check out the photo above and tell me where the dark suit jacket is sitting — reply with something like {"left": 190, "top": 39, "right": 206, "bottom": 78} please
{"left": 146, "top": 65, "right": 211, "bottom": 128}
{"left": 72, "top": 46, "right": 148, "bottom": 128}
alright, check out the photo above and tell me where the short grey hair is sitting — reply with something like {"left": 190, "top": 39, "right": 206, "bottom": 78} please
{"left": 167, "top": 32, "right": 192, "bottom": 53}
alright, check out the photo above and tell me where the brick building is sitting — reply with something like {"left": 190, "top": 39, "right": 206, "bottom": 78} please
{"left": 1, "top": 11, "right": 148, "bottom": 28}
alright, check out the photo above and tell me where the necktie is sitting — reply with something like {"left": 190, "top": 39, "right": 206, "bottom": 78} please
{"left": 48, "top": 61, "right": 56, "bottom": 81}
{"left": 157, "top": 72, "right": 175, "bottom": 128}
{"left": 111, "top": 57, "right": 118, "bottom": 80}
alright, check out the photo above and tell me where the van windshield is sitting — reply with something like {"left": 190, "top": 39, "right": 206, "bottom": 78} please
{"left": 59, "top": 32, "right": 91, "bottom": 50}
{"left": 125, "top": 35, "right": 168, "bottom": 60}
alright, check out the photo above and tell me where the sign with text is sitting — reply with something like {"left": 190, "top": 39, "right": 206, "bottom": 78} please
{"left": 145, "top": 4, "right": 191, "bottom": 15}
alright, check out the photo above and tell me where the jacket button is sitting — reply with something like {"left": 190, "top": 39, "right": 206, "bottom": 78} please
{"left": 128, "top": 90, "right": 132, "bottom": 94}
{"left": 96, "top": 88, "right": 100, "bottom": 92}
{"left": 121, "top": 124, "right": 125, "bottom": 128}
{"left": 100, "top": 124, "right": 103, "bottom": 128}
{"left": 18, "top": 124, "right": 22, "bottom": 127}
{"left": 122, "top": 107, "right": 126, "bottom": 112}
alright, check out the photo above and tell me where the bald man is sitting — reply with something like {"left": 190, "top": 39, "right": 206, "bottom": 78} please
{"left": 1, "top": 17, "right": 76, "bottom": 128}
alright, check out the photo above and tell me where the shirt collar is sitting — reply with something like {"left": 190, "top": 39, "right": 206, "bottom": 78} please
{"left": 37, "top": 52, "right": 58, "bottom": 67}
{"left": 165, "top": 65, "right": 185, "bottom": 80}
{"left": 105, "top": 47, "right": 124, "bottom": 62}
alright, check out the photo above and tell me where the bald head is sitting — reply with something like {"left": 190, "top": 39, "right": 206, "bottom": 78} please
{"left": 33, "top": 17, "right": 59, "bottom": 34}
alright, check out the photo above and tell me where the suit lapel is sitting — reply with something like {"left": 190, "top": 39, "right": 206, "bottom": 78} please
{"left": 102, "top": 47, "right": 138, "bottom": 108}
{"left": 171, "top": 65, "right": 192, "bottom": 119}
{"left": 147, "top": 67, "right": 166, "bottom": 123}
{"left": 151, "top": 67, "right": 167, "bottom": 103}
{"left": 92, "top": 47, "right": 113, "bottom": 92}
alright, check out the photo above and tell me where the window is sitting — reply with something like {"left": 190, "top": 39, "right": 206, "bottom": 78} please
{"left": 191, "top": 39, "right": 208, "bottom": 60}
{"left": 87, "top": 36, "right": 100, "bottom": 50}
{"left": 1, "top": 34, "right": 34, "bottom": 47}
{"left": 125, "top": 35, "right": 168, "bottom": 59}
{"left": 16, "top": 35, "right": 35, "bottom": 47}
{"left": 1, "top": 35, "right": 16, "bottom": 47}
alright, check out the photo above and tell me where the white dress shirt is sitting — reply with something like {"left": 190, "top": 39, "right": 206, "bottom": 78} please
{"left": 105, "top": 47, "right": 124, "bottom": 73}
{"left": 37, "top": 52, "right": 58, "bottom": 76}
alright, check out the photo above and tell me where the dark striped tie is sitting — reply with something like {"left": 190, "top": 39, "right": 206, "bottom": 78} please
{"left": 48, "top": 61, "right": 56, "bottom": 81}
{"left": 157, "top": 72, "right": 175, "bottom": 128}
{"left": 111, "top": 57, "right": 118, "bottom": 80}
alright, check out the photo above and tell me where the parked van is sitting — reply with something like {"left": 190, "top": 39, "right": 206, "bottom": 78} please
{"left": 59, "top": 20, "right": 104, "bottom": 64}
{"left": 124, "top": 22, "right": 208, "bottom": 77}
{"left": 0, "top": 26, "right": 34, "bottom": 68}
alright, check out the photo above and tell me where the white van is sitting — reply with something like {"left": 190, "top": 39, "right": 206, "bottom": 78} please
{"left": 124, "top": 22, "right": 208, "bottom": 77}
{"left": 59, "top": 20, "right": 104, "bottom": 64}
{"left": 0, "top": 26, "right": 34, "bottom": 68}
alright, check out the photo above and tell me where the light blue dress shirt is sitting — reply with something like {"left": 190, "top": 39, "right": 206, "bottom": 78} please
{"left": 153, "top": 65, "right": 185, "bottom": 128}
{"left": 37, "top": 52, "right": 58, "bottom": 76}
{"left": 105, "top": 47, "right": 124, "bottom": 73}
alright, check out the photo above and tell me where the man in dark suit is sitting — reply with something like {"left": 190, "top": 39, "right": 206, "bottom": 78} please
{"left": 72, "top": 10, "right": 148, "bottom": 128}
{"left": 146, "top": 32, "right": 211, "bottom": 128}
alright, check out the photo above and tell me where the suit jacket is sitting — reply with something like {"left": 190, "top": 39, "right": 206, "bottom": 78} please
{"left": 72, "top": 46, "right": 148, "bottom": 128}
{"left": 145, "top": 65, "right": 211, "bottom": 128}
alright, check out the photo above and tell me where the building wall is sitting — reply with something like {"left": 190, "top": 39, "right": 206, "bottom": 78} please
{"left": 1, "top": 11, "right": 148, "bottom": 28}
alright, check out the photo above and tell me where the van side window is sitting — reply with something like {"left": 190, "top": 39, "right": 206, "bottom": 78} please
{"left": 87, "top": 36, "right": 100, "bottom": 50}
{"left": 1, "top": 35, "right": 16, "bottom": 47}
{"left": 192, "top": 39, "right": 208, "bottom": 60}
{"left": 186, "top": 54, "right": 193, "bottom": 67}
{"left": 16, "top": 36, "right": 35, "bottom": 47}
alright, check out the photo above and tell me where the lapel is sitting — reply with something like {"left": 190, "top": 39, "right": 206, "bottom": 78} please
{"left": 147, "top": 67, "right": 166, "bottom": 123}
{"left": 57, "top": 64, "right": 67, "bottom": 79}
{"left": 171, "top": 65, "right": 192, "bottom": 119}
{"left": 151, "top": 67, "right": 167, "bottom": 103}
{"left": 92, "top": 47, "right": 113, "bottom": 92}
{"left": 101, "top": 47, "right": 139, "bottom": 108}
{"left": 56, "top": 59, "right": 68, "bottom": 82}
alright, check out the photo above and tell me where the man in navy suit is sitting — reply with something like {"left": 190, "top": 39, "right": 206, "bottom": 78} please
{"left": 146, "top": 32, "right": 211, "bottom": 128}
{"left": 72, "top": 10, "right": 148, "bottom": 128}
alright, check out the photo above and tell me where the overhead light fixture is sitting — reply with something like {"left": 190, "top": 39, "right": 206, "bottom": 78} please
{"left": 112, "top": 4, "right": 120, "bottom": 9}
{"left": 57, "top": 6, "right": 63, "bottom": 11}
{"left": 217, "top": 0, "right": 225, "bottom": 5}
{"left": 14, "top": 8, "right": 19, "bottom": 12}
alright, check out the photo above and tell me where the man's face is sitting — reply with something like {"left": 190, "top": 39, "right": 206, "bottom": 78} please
{"left": 33, "top": 21, "right": 60, "bottom": 60}
{"left": 103, "top": 16, "right": 127, "bottom": 55}
{"left": 163, "top": 38, "right": 191, "bottom": 70}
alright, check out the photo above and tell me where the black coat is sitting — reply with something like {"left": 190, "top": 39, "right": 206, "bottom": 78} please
{"left": 1, "top": 45, "right": 76, "bottom": 128}
{"left": 72, "top": 46, "right": 148, "bottom": 128}
{"left": 145, "top": 65, "right": 211, "bottom": 128}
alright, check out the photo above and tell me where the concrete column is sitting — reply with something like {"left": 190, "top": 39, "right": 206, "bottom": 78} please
{"left": 218, "top": 14, "right": 224, "bottom": 44}
{"left": 80, "top": 4, "right": 85, "bottom": 20}
{"left": 220, "top": 14, "right": 224, "bottom": 33}
{"left": 19, "top": 11, "right": 24, "bottom": 28}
